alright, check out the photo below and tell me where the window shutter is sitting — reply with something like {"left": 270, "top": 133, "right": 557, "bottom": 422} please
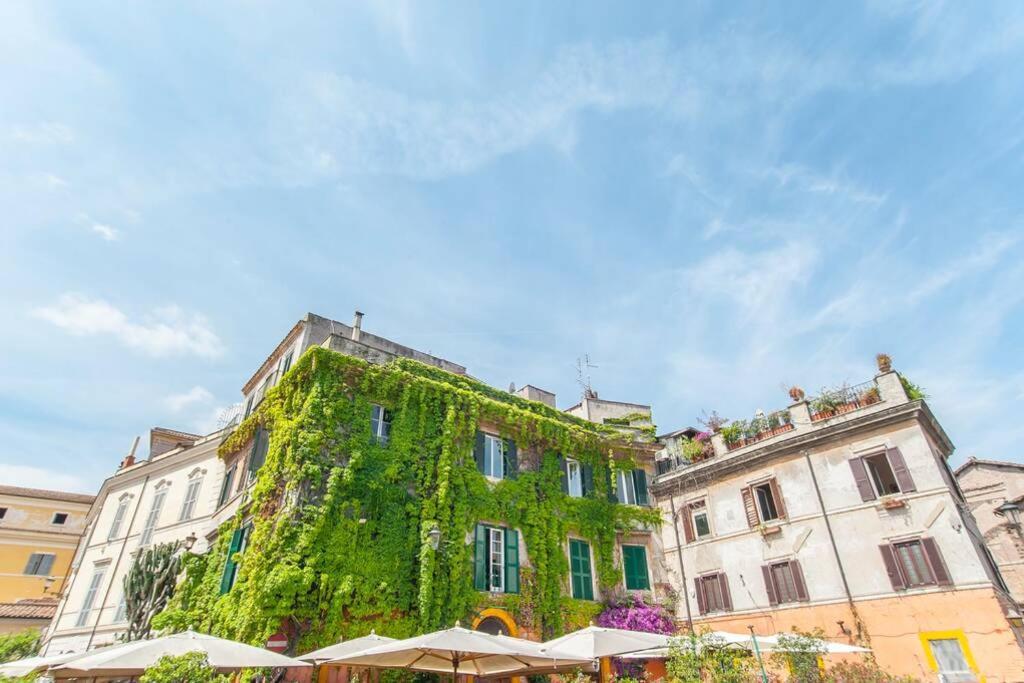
{"left": 878, "top": 544, "right": 906, "bottom": 591}
{"left": 504, "top": 528, "right": 519, "bottom": 594}
{"left": 921, "top": 538, "right": 952, "bottom": 586}
{"left": 40, "top": 554, "right": 55, "bottom": 575}
{"left": 474, "top": 431, "right": 485, "bottom": 474}
{"left": 681, "top": 506, "right": 694, "bottom": 544}
{"left": 634, "top": 469, "right": 649, "bottom": 506}
{"left": 694, "top": 578, "right": 707, "bottom": 615}
{"left": 504, "top": 439, "right": 518, "bottom": 479}
{"left": 718, "top": 573, "right": 733, "bottom": 611}
{"left": 605, "top": 467, "right": 617, "bottom": 503}
{"left": 762, "top": 565, "right": 778, "bottom": 606}
{"left": 473, "top": 524, "right": 487, "bottom": 590}
{"left": 769, "top": 478, "right": 787, "bottom": 519}
{"left": 582, "top": 464, "right": 595, "bottom": 497}
{"left": 848, "top": 457, "right": 876, "bottom": 501}
{"left": 220, "top": 528, "right": 243, "bottom": 594}
{"left": 559, "top": 456, "right": 569, "bottom": 494}
{"left": 886, "top": 447, "right": 916, "bottom": 493}
{"left": 742, "top": 488, "right": 760, "bottom": 528}
{"left": 789, "top": 560, "right": 809, "bottom": 601}
{"left": 247, "top": 429, "right": 263, "bottom": 475}
{"left": 23, "top": 555, "right": 39, "bottom": 574}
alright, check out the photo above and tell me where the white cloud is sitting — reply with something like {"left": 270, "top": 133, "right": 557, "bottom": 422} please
{"left": 165, "top": 385, "right": 215, "bottom": 412}
{"left": 9, "top": 121, "right": 73, "bottom": 144}
{"left": 91, "top": 223, "right": 119, "bottom": 241}
{"left": 0, "top": 463, "right": 89, "bottom": 494}
{"left": 764, "top": 164, "right": 887, "bottom": 206}
{"left": 906, "top": 231, "right": 1021, "bottom": 304}
{"left": 32, "top": 293, "right": 225, "bottom": 359}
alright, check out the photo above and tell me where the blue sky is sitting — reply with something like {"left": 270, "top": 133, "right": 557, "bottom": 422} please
{"left": 3, "top": 2, "right": 1023, "bottom": 493}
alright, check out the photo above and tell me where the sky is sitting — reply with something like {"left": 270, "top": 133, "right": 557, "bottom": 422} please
{"left": 2, "top": 1, "right": 1024, "bottom": 494}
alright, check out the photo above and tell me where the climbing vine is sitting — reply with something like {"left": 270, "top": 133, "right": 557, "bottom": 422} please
{"left": 155, "top": 348, "right": 661, "bottom": 652}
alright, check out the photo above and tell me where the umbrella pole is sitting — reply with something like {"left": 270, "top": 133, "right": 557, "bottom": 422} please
{"left": 748, "top": 626, "right": 768, "bottom": 683}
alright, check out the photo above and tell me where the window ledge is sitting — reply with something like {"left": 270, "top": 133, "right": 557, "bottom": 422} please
{"left": 759, "top": 524, "right": 783, "bottom": 538}
{"left": 878, "top": 496, "right": 907, "bottom": 510}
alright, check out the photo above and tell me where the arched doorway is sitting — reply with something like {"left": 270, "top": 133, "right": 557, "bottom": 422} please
{"left": 472, "top": 609, "right": 520, "bottom": 683}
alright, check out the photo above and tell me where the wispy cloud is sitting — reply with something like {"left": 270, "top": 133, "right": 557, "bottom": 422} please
{"left": 164, "top": 385, "right": 215, "bottom": 412}
{"left": 9, "top": 121, "right": 73, "bottom": 144}
{"left": 906, "top": 231, "right": 1022, "bottom": 304}
{"left": 764, "top": 164, "right": 887, "bottom": 206}
{"left": 32, "top": 294, "right": 225, "bottom": 359}
{"left": 0, "top": 463, "right": 89, "bottom": 494}
{"left": 90, "top": 223, "right": 119, "bottom": 241}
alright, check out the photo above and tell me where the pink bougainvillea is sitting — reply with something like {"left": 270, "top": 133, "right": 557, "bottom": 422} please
{"left": 595, "top": 594, "right": 675, "bottom": 634}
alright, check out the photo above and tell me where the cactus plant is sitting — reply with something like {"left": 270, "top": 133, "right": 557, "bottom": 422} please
{"left": 123, "top": 541, "right": 182, "bottom": 641}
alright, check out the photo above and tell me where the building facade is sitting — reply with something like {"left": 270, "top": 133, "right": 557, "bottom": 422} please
{"left": 652, "top": 363, "right": 1024, "bottom": 681}
{"left": 956, "top": 458, "right": 1024, "bottom": 605}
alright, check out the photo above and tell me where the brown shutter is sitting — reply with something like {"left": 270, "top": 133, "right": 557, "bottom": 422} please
{"left": 789, "top": 560, "right": 809, "bottom": 601}
{"left": 848, "top": 457, "right": 876, "bottom": 501}
{"left": 886, "top": 447, "right": 916, "bottom": 493}
{"left": 718, "top": 573, "right": 733, "bottom": 612}
{"left": 742, "top": 487, "right": 760, "bottom": 527}
{"left": 922, "top": 538, "right": 952, "bottom": 586}
{"left": 769, "top": 478, "right": 787, "bottom": 519}
{"left": 879, "top": 544, "right": 906, "bottom": 591}
{"left": 762, "top": 565, "right": 778, "bottom": 606}
{"left": 681, "top": 506, "right": 694, "bottom": 544}
{"left": 694, "top": 577, "right": 707, "bottom": 615}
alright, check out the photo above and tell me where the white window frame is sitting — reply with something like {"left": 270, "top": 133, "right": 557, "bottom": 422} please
{"left": 484, "top": 435, "right": 505, "bottom": 480}
{"left": 753, "top": 483, "right": 779, "bottom": 522}
{"left": 691, "top": 506, "right": 712, "bottom": 539}
{"left": 617, "top": 471, "right": 637, "bottom": 505}
{"left": 139, "top": 489, "right": 167, "bottom": 546}
{"left": 108, "top": 499, "right": 129, "bottom": 540}
{"left": 488, "top": 527, "right": 505, "bottom": 593}
{"left": 179, "top": 475, "right": 203, "bottom": 522}
{"left": 566, "top": 458, "right": 583, "bottom": 498}
{"left": 927, "top": 638, "right": 976, "bottom": 682}
{"left": 864, "top": 452, "right": 901, "bottom": 497}
{"left": 75, "top": 565, "right": 108, "bottom": 627}
{"left": 371, "top": 404, "right": 392, "bottom": 445}
{"left": 114, "top": 592, "right": 127, "bottom": 623}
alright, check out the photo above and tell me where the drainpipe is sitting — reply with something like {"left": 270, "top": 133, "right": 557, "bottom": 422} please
{"left": 86, "top": 473, "right": 151, "bottom": 651}
{"left": 802, "top": 451, "right": 867, "bottom": 644}
{"left": 668, "top": 487, "right": 695, "bottom": 632}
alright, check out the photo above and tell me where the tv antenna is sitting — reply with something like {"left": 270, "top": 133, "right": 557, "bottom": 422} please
{"left": 576, "top": 354, "right": 598, "bottom": 398}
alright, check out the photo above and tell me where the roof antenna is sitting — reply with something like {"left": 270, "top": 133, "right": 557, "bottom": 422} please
{"left": 576, "top": 354, "right": 598, "bottom": 399}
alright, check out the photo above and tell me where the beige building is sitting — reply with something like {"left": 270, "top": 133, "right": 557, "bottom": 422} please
{"left": 956, "top": 458, "right": 1024, "bottom": 605}
{"left": 652, "top": 361, "right": 1024, "bottom": 681}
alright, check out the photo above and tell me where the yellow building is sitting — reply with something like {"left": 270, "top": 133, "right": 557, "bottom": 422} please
{"left": 0, "top": 485, "right": 94, "bottom": 604}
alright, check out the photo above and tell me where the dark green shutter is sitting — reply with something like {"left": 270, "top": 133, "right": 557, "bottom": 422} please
{"left": 582, "top": 464, "right": 595, "bottom": 497}
{"left": 220, "top": 528, "right": 244, "bottom": 594}
{"left": 634, "top": 469, "right": 649, "bottom": 506}
{"left": 248, "top": 428, "right": 269, "bottom": 475}
{"left": 569, "top": 539, "right": 594, "bottom": 600}
{"left": 559, "top": 455, "right": 568, "bottom": 494}
{"left": 473, "top": 524, "right": 487, "bottom": 590}
{"left": 474, "top": 432, "right": 485, "bottom": 474}
{"left": 504, "top": 439, "right": 518, "bottom": 480}
{"left": 504, "top": 528, "right": 519, "bottom": 594}
{"left": 623, "top": 546, "right": 650, "bottom": 590}
{"left": 605, "top": 467, "right": 617, "bottom": 503}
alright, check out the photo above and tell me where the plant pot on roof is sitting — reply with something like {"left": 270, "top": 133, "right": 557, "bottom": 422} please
{"left": 876, "top": 353, "right": 892, "bottom": 373}
{"left": 788, "top": 386, "right": 806, "bottom": 403}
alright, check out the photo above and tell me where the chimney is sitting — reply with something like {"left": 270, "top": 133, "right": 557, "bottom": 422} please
{"left": 120, "top": 435, "right": 140, "bottom": 470}
{"left": 352, "top": 310, "right": 364, "bottom": 342}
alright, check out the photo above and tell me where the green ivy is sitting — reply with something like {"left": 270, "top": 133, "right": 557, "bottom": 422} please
{"left": 156, "top": 348, "right": 660, "bottom": 652}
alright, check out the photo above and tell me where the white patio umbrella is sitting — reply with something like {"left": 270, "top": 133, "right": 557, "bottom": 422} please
{"left": 542, "top": 624, "right": 672, "bottom": 659}
{"left": 328, "top": 624, "right": 592, "bottom": 678}
{"left": 764, "top": 634, "right": 870, "bottom": 654}
{"left": 619, "top": 632, "right": 870, "bottom": 658}
{"left": 299, "top": 630, "right": 397, "bottom": 664}
{"left": 0, "top": 642, "right": 125, "bottom": 678}
{"left": 48, "top": 629, "right": 310, "bottom": 678}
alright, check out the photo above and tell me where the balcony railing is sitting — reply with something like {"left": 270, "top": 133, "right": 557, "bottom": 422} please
{"left": 723, "top": 410, "right": 794, "bottom": 451}
{"left": 808, "top": 379, "right": 881, "bottom": 422}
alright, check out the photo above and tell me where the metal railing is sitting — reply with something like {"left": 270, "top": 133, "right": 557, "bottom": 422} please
{"left": 724, "top": 409, "right": 795, "bottom": 451}
{"left": 808, "top": 379, "right": 881, "bottom": 422}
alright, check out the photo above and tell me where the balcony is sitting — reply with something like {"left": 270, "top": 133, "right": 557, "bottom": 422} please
{"left": 808, "top": 380, "right": 881, "bottom": 422}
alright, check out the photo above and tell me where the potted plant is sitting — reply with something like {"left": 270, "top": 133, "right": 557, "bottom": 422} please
{"left": 758, "top": 523, "right": 782, "bottom": 537}
{"left": 720, "top": 423, "right": 744, "bottom": 448}
{"left": 876, "top": 353, "right": 892, "bottom": 373}
{"left": 860, "top": 386, "right": 881, "bottom": 405}
{"left": 788, "top": 386, "right": 805, "bottom": 403}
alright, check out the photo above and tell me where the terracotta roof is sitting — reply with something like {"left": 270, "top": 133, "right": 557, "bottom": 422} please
{"left": 0, "top": 485, "right": 94, "bottom": 504}
{"left": 0, "top": 598, "right": 58, "bottom": 620}
{"left": 954, "top": 456, "right": 1024, "bottom": 477}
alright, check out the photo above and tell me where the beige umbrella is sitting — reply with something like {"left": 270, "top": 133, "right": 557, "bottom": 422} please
{"left": 764, "top": 634, "right": 870, "bottom": 654}
{"left": 542, "top": 624, "right": 672, "bottom": 658}
{"left": 0, "top": 648, "right": 97, "bottom": 678}
{"left": 329, "top": 624, "right": 592, "bottom": 678}
{"left": 299, "top": 630, "right": 398, "bottom": 664}
{"left": 48, "top": 629, "right": 310, "bottom": 678}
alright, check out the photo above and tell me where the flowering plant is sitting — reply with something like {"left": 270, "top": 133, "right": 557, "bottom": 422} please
{"left": 595, "top": 594, "right": 675, "bottom": 634}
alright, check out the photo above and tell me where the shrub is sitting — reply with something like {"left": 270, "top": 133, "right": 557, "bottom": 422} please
{"left": 0, "top": 629, "right": 40, "bottom": 664}
{"left": 138, "top": 652, "right": 229, "bottom": 683}
{"left": 666, "top": 632, "right": 755, "bottom": 683}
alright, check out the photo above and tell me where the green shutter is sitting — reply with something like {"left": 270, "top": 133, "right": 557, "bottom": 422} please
{"left": 582, "top": 464, "right": 595, "bottom": 497}
{"left": 634, "top": 469, "right": 649, "bottom": 506}
{"left": 504, "top": 528, "right": 519, "bottom": 594}
{"left": 473, "top": 524, "right": 487, "bottom": 590}
{"left": 605, "top": 467, "right": 617, "bottom": 503}
{"left": 219, "top": 528, "right": 244, "bottom": 594}
{"left": 569, "top": 539, "right": 594, "bottom": 600}
{"left": 504, "top": 439, "right": 518, "bottom": 480}
{"left": 623, "top": 545, "right": 650, "bottom": 590}
{"left": 558, "top": 455, "right": 568, "bottom": 494}
{"left": 474, "top": 432, "right": 485, "bottom": 474}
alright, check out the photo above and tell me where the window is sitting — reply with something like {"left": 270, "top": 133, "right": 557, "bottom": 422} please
{"left": 219, "top": 523, "right": 253, "bottom": 594}
{"left": 179, "top": 475, "right": 203, "bottom": 521}
{"left": 692, "top": 502, "right": 711, "bottom": 539}
{"left": 371, "top": 404, "right": 392, "bottom": 446}
{"left": 742, "top": 479, "right": 786, "bottom": 527}
{"left": 114, "top": 593, "right": 127, "bottom": 623}
{"left": 218, "top": 464, "right": 237, "bottom": 508}
{"left": 75, "top": 566, "right": 108, "bottom": 627}
{"left": 622, "top": 545, "right": 650, "bottom": 590}
{"left": 280, "top": 351, "right": 294, "bottom": 376}
{"left": 695, "top": 573, "right": 732, "bottom": 614}
{"left": 566, "top": 459, "right": 583, "bottom": 498}
{"left": 473, "top": 524, "right": 519, "bottom": 594}
{"left": 569, "top": 539, "right": 594, "bottom": 600}
{"left": 484, "top": 435, "right": 505, "bottom": 479}
{"left": 108, "top": 500, "right": 129, "bottom": 540}
{"left": 0, "top": 507, "right": 7, "bottom": 520}
{"left": 762, "top": 560, "right": 808, "bottom": 605}
{"left": 23, "top": 553, "right": 55, "bottom": 576}
{"left": 880, "top": 538, "right": 951, "bottom": 590}
{"left": 849, "top": 447, "right": 916, "bottom": 502}
{"left": 247, "top": 428, "right": 270, "bottom": 483}
{"left": 139, "top": 490, "right": 167, "bottom": 546}
{"left": 927, "top": 637, "right": 977, "bottom": 682}
{"left": 616, "top": 469, "right": 650, "bottom": 506}
{"left": 51, "top": 512, "right": 69, "bottom": 525}
{"left": 243, "top": 396, "right": 254, "bottom": 419}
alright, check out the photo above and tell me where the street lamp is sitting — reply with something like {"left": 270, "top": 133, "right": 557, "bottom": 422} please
{"left": 996, "top": 500, "right": 1022, "bottom": 527}
{"left": 427, "top": 525, "right": 441, "bottom": 551}
{"left": 183, "top": 532, "right": 198, "bottom": 552}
